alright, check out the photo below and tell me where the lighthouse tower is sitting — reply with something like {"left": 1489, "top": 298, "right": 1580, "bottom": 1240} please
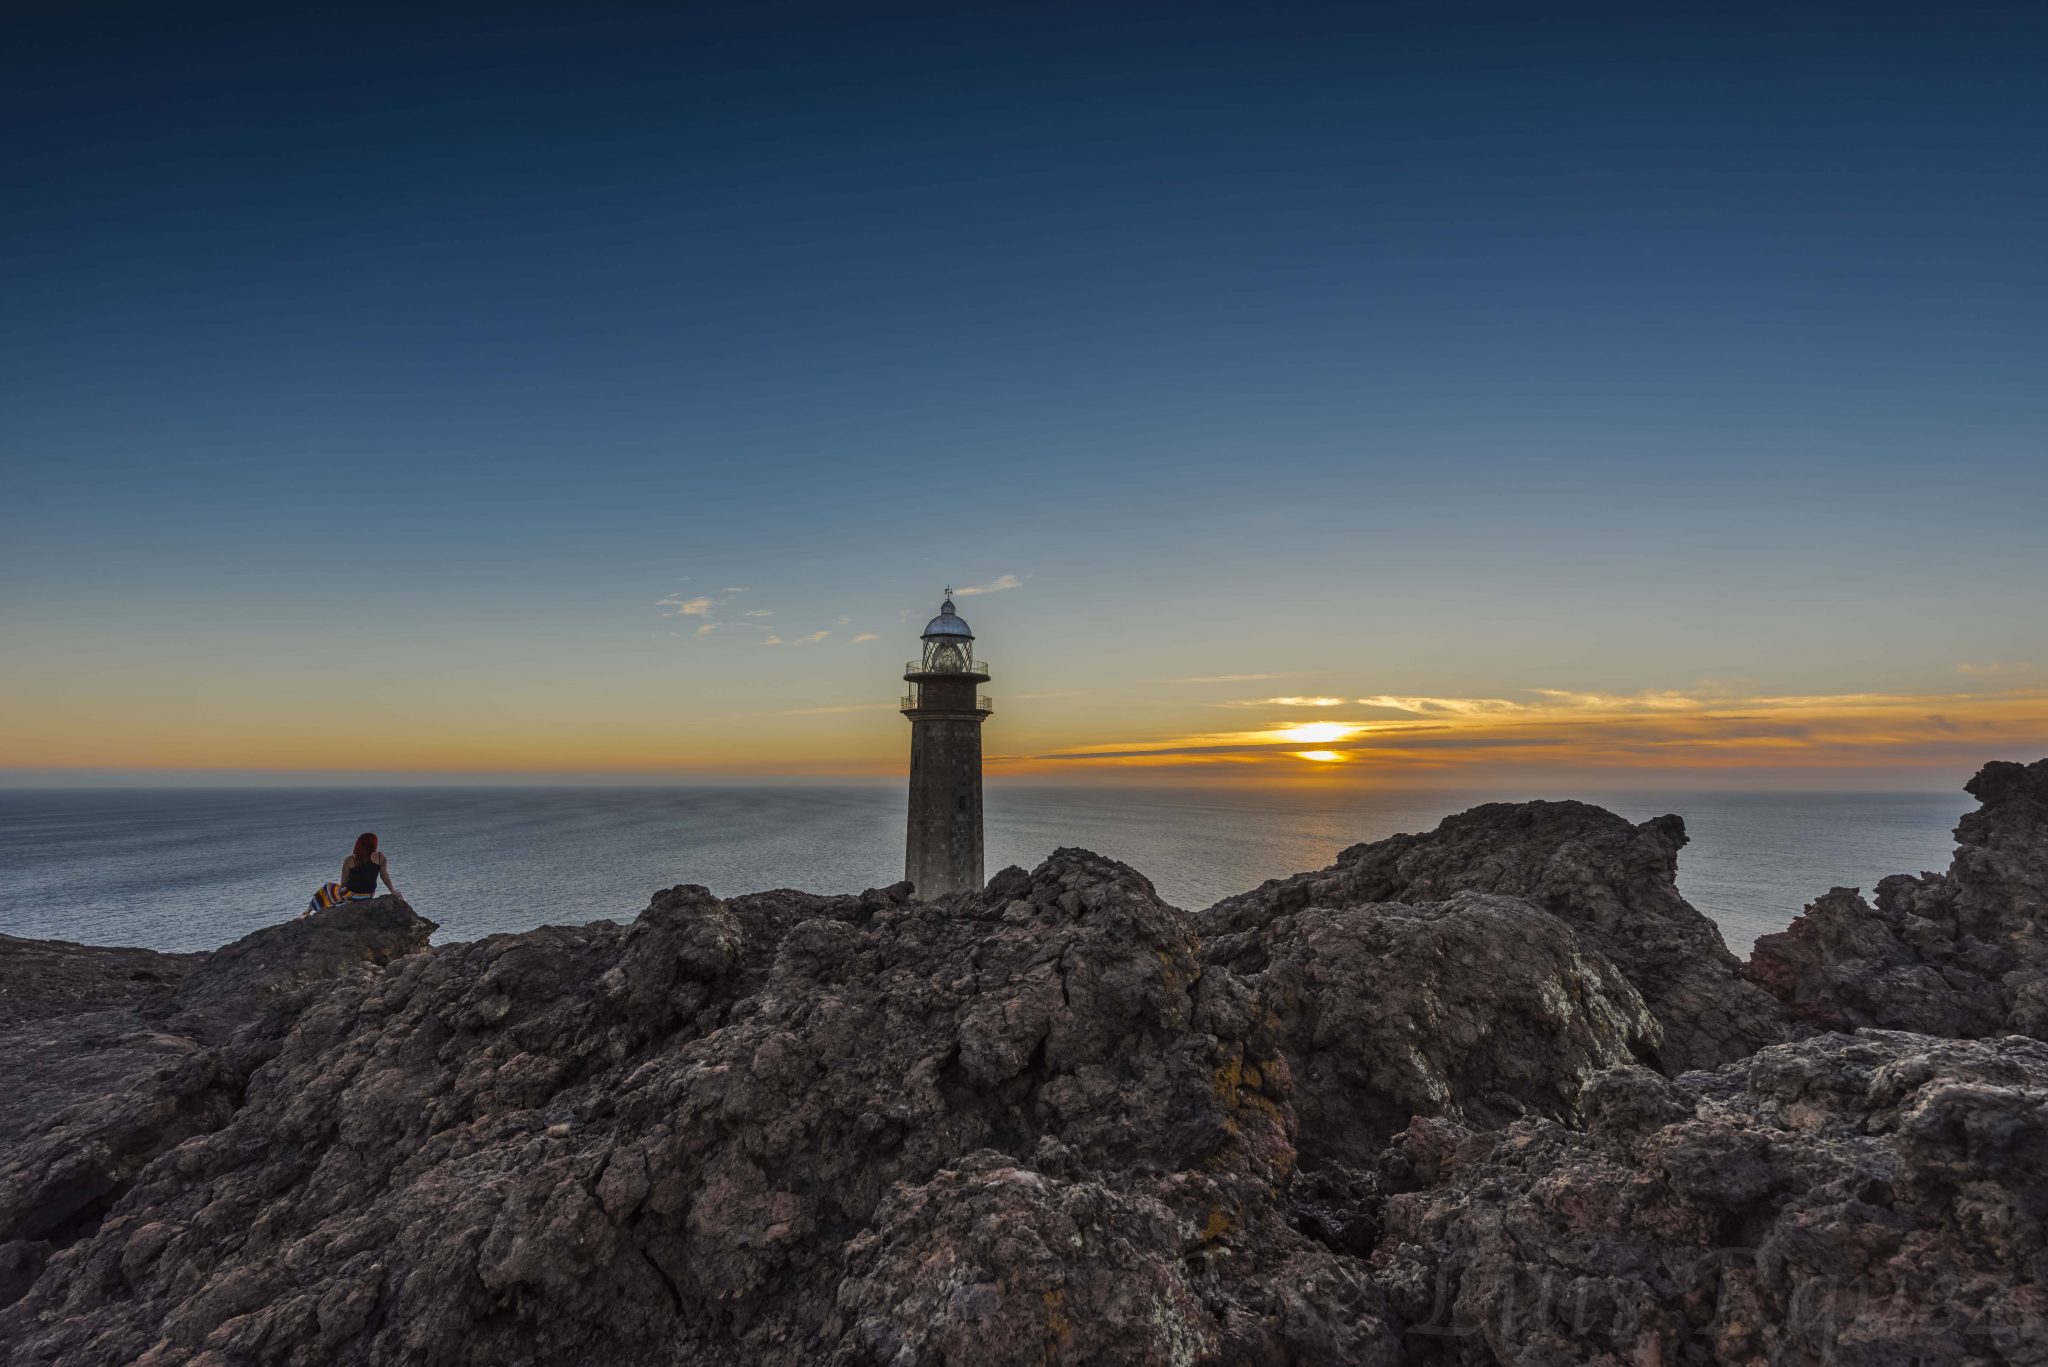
{"left": 901, "top": 592, "right": 992, "bottom": 896}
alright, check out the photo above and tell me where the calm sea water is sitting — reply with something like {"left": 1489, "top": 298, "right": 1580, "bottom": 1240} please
{"left": 0, "top": 786, "right": 1969, "bottom": 956}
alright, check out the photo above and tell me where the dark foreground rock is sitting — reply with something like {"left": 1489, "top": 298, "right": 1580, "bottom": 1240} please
{"left": 4, "top": 769, "right": 2045, "bottom": 1365}
{"left": 0, "top": 900, "right": 435, "bottom": 1319}
{"left": 1202, "top": 800, "right": 1789, "bottom": 1074}
{"left": 0, "top": 935, "right": 201, "bottom": 1030}
{"left": 4, "top": 857, "right": 1375, "bottom": 1366}
{"left": 1372, "top": 1031, "right": 2048, "bottom": 1364}
{"left": 1203, "top": 891, "right": 1661, "bottom": 1166}
{"left": 1749, "top": 757, "right": 2048, "bottom": 1040}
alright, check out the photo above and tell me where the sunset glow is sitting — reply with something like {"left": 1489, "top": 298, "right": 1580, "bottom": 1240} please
{"left": 7, "top": 678, "right": 2045, "bottom": 787}
{"left": 1270, "top": 722, "right": 1358, "bottom": 746}
{"left": 2, "top": 4, "right": 2044, "bottom": 793}
{"left": 1001, "top": 686, "right": 2048, "bottom": 786}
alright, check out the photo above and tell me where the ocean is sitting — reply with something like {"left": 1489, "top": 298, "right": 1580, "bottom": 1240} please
{"left": 0, "top": 786, "right": 1971, "bottom": 957}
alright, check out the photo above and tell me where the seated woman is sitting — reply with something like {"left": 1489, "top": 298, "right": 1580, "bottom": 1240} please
{"left": 304, "top": 832, "right": 402, "bottom": 916}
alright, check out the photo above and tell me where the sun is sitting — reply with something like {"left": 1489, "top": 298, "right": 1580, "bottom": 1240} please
{"left": 1271, "top": 722, "right": 1354, "bottom": 745}
{"left": 1293, "top": 749, "right": 1347, "bottom": 763}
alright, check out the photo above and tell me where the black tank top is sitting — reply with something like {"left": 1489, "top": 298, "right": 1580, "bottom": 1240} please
{"left": 345, "top": 856, "right": 379, "bottom": 894}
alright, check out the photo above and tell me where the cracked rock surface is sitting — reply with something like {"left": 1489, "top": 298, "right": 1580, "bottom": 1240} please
{"left": 1371, "top": 1031, "right": 2048, "bottom": 1364}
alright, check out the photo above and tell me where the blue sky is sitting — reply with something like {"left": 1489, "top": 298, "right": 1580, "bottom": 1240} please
{"left": 3, "top": 2, "right": 2045, "bottom": 784}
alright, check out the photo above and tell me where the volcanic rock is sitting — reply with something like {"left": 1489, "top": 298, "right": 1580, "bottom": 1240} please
{"left": 0, "top": 935, "right": 201, "bottom": 1030}
{"left": 0, "top": 853, "right": 1379, "bottom": 1366}
{"left": 167, "top": 896, "right": 439, "bottom": 1044}
{"left": 1371, "top": 1030, "right": 2048, "bottom": 1363}
{"left": 0, "top": 900, "right": 434, "bottom": 1320}
{"left": 1749, "top": 758, "right": 2048, "bottom": 1039}
{"left": 1202, "top": 800, "right": 1789, "bottom": 1074}
{"left": 1203, "top": 891, "right": 1661, "bottom": 1166}
{"left": 7, "top": 778, "right": 2048, "bottom": 1366}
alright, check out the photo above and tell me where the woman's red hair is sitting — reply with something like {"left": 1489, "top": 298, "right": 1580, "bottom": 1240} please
{"left": 352, "top": 832, "right": 378, "bottom": 863}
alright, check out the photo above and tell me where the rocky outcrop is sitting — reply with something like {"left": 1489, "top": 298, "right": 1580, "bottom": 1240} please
{"left": 0, "top": 935, "right": 200, "bottom": 1030}
{"left": 1204, "top": 891, "right": 1660, "bottom": 1167}
{"left": 7, "top": 772, "right": 2047, "bottom": 1366}
{"left": 168, "top": 896, "right": 437, "bottom": 1043}
{"left": 1, "top": 854, "right": 1389, "bottom": 1366}
{"left": 1203, "top": 801, "right": 1789, "bottom": 1074}
{"left": 1749, "top": 758, "right": 2048, "bottom": 1039}
{"left": 0, "top": 899, "right": 435, "bottom": 1319}
{"left": 1371, "top": 1031, "right": 2048, "bottom": 1363}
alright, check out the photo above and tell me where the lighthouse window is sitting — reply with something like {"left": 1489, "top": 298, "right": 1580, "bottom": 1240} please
{"left": 957, "top": 796, "right": 967, "bottom": 811}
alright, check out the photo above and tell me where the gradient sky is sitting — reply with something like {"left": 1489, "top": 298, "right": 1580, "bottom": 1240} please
{"left": 4, "top": 2, "right": 2045, "bottom": 787}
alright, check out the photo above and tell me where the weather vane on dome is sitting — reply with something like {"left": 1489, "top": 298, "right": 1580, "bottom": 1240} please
{"left": 943, "top": 585, "right": 953, "bottom": 597}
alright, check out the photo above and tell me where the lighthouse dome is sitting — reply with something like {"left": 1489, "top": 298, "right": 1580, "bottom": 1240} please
{"left": 922, "top": 597, "right": 974, "bottom": 640}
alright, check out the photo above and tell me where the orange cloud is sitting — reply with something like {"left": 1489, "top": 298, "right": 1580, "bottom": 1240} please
{"left": 1008, "top": 687, "right": 2048, "bottom": 781}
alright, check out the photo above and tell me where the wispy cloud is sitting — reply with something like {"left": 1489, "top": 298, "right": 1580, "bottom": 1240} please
{"left": 1014, "top": 686, "right": 2048, "bottom": 779}
{"left": 792, "top": 631, "right": 830, "bottom": 646}
{"left": 1957, "top": 661, "right": 2035, "bottom": 676}
{"left": 721, "top": 586, "right": 749, "bottom": 594}
{"left": 659, "top": 583, "right": 753, "bottom": 633}
{"left": 1355, "top": 695, "right": 1532, "bottom": 716}
{"left": 758, "top": 634, "right": 784, "bottom": 646}
{"left": 744, "top": 608, "right": 774, "bottom": 617}
{"left": 694, "top": 622, "right": 720, "bottom": 638}
{"left": 849, "top": 633, "right": 880, "bottom": 644}
{"left": 1529, "top": 688, "right": 1701, "bottom": 712}
{"left": 1219, "top": 695, "right": 1347, "bottom": 708}
{"left": 951, "top": 574, "right": 1022, "bottom": 596}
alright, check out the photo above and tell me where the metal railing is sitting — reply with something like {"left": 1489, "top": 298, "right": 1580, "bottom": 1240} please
{"left": 904, "top": 657, "right": 991, "bottom": 677}
{"left": 901, "top": 693, "right": 994, "bottom": 714}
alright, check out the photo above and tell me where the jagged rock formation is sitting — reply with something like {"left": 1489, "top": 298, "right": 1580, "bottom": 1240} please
{"left": 4, "top": 766, "right": 2045, "bottom": 1365}
{"left": 1202, "top": 800, "right": 1789, "bottom": 1074}
{"left": 0, "top": 901, "right": 435, "bottom": 1320}
{"left": 166, "top": 899, "right": 442, "bottom": 1044}
{"left": 1372, "top": 1031, "right": 2048, "bottom": 1363}
{"left": 1202, "top": 891, "right": 1660, "bottom": 1166}
{"left": 2, "top": 856, "right": 1395, "bottom": 1366}
{"left": 1749, "top": 757, "right": 2048, "bottom": 1040}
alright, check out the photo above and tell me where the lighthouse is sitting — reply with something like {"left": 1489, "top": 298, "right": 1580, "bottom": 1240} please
{"left": 901, "top": 592, "right": 992, "bottom": 896}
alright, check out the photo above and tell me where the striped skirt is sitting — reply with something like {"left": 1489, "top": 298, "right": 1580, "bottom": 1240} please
{"left": 307, "top": 882, "right": 372, "bottom": 913}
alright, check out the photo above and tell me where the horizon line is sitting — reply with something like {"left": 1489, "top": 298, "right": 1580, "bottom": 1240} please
{"left": 0, "top": 766, "right": 1980, "bottom": 795}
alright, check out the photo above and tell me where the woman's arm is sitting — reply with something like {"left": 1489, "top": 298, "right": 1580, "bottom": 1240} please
{"left": 341, "top": 855, "right": 354, "bottom": 882}
{"left": 379, "top": 852, "right": 401, "bottom": 899}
